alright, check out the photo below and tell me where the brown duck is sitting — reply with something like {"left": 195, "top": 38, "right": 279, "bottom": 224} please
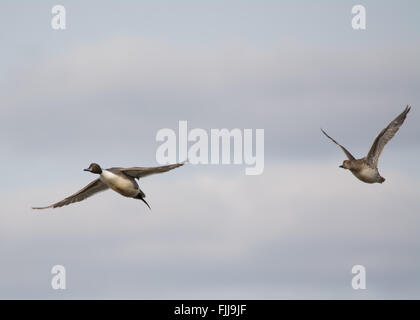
{"left": 321, "top": 106, "right": 411, "bottom": 184}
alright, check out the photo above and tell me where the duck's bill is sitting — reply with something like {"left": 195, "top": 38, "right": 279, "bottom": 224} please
{"left": 339, "top": 165, "right": 345, "bottom": 168}
{"left": 84, "top": 168, "right": 92, "bottom": 172}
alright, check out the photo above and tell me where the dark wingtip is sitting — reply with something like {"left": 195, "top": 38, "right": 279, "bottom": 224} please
{"left": 400, "top": 105, "right": 411, "bottom": 120}
{"left": 402, "top": 105, "right": 411, "bottom": 115}
{"left": 177, "top": 160, "right": 188, "bottom": 167}
{"left": 32, "top": 204, "right": 55, "bottom": 210}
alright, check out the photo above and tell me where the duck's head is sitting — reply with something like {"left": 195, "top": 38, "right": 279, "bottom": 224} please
{"left": 84, "top": 163, "right": 102, "bottom": 174}
{"left": 339, "top": 160, "right": 351, "bottom": 169}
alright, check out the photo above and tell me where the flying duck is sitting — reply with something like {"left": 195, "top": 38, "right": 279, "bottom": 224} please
{"left": 32, "top": 162, "right": 184, "bottom": 209}
{"left": 321, "top": 106, "right": 411, "bottom": 184}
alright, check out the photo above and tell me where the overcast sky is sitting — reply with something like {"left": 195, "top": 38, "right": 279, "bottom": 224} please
{"left": 1, "top": 0, "right": 419, "bottom": 299}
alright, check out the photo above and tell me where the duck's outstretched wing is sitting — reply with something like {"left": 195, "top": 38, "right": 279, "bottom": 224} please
{"left": 32, "top": 179, "right": 108, "bottom": 209}
{"left": 366, "top": 106, "right": 411, "bottom": 168}
{"left": 119, "top": 162, "right": 185, "bottom": 180}
{"left": 321, "top": 129, "right": 356, "bottom": 160}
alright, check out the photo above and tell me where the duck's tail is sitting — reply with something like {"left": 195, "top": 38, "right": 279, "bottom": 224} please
{"left": 136, "top": 191, "right": 151, "bottom": 210}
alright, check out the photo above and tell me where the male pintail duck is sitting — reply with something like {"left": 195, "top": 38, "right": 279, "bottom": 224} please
{"left": 32, "top": 162, "right": 184, "bottom": 209}
{"left": 321, "top": 106, "right": 411, "bottom": 184}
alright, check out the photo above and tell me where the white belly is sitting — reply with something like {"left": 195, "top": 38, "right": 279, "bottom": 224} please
{"left": 100, "top": 170, "right": 138, "bottom": 197}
